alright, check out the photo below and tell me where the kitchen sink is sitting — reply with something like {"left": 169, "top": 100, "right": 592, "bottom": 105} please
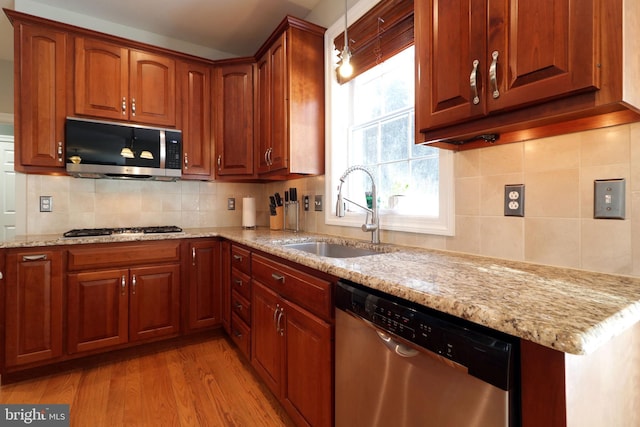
{"left": 283, "top": 241, "right": 384, "bottom": 258}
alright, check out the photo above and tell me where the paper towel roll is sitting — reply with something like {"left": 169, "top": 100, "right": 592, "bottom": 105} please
{"left": 242, "top": 197, "right": 256, "bottom": 229}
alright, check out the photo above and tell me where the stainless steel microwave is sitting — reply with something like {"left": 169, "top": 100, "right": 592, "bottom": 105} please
{"left": 65, "top": 117, "right": 182, "bottom": 181}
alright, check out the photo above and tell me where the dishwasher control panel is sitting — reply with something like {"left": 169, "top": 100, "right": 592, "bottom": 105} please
{"left": 336, "top": 280, "right": 517, "bottom": 391}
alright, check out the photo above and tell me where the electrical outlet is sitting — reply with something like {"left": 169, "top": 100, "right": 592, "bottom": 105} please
{"left": 227, "top": 197, "right": 235, "bottom": 210}
{"left": 594, "top": 179, "right": 625, "bottom": 219}
{"left": 303, "top": 195, "right": 310, "bottom": 211}
{"left": 40, "top": 196, "right": 53, "bottom": 212}
{"left": 504, "top": 184, "right": 524, "bottom": 217}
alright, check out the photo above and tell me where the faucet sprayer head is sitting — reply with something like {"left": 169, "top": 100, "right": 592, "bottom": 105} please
{"left": 336, "top": 181, "right": 345, "bottom": 217}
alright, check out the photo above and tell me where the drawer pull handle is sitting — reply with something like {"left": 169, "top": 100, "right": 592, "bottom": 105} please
{"left": 121, "top": 275, "right": 126, "bottom": 296}
{"left": 22, "top": 254, "right": 47, "bottom": 262}
{"left": 233, "top": 254, "right": 243, "bottom": 261}
{"left": 132, "top": 274, "right": 137, "bottom": 294}
{"left": 489, "top": 50, "right": 500, "bottom": 99}
{"left": 234, "top": 302, "right": 243, "bottom": 310}
{"left": 271, "top": 273, "right": 285, "bottom": 283}
{"left": 470, "top": 59, "right": 480, "bottom": 105}
{"left": 233, "top": 330, "right": 243, "bottom": 338}
{"left": 192, "top": 247, "right": 196, "bottom": 265}
{"left": 234, "top": 279, "right": 243, "bottom": 286}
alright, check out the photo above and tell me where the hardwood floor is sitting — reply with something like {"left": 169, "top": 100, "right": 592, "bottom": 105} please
{"left": 0, "top": 332, "right": 296, "bottom": 427}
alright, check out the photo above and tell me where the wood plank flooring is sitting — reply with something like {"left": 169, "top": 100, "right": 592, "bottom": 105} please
{"left": 0, "top": 332, "right": 295, "bottom": 427}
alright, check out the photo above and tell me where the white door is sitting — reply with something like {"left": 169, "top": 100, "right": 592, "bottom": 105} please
{"left": 0, "top": 135, "right": 16, "bottom": 240}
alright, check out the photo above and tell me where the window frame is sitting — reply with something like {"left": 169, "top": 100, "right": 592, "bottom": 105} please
{"left": 324, "top": 0, "right": 455, "bottom": 236}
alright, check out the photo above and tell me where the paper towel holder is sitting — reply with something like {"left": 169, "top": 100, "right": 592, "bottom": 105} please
{"left": 242, "top": 196, "right": 257, "bottom": 230}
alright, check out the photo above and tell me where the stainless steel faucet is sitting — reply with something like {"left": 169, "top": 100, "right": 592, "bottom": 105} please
{"left": 335, "top": 165, "right": 380, "bottom": 244}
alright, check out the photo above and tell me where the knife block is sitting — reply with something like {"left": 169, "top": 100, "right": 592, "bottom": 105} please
{"left": 270, "top": 206, "right": 284, "bottom": 230}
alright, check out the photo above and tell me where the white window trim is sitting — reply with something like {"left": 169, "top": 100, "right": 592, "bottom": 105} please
{"left": 323, "top": 0, "right": 455, "bottom": 236}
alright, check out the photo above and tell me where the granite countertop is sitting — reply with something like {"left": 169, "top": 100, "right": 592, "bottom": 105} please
{"left": 3, "top": 227, "right": 640, "bottom": 355}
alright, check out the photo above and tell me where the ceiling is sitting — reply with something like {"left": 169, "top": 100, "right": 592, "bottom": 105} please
{"left": 0, "top": 0, "right": 328, "bottom": 61}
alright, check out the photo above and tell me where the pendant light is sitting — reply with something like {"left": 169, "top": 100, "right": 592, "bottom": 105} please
{"left": 338, "top": 0, "right": 353, "bottom": 78}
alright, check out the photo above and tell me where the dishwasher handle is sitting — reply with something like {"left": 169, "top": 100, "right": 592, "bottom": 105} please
{"left": 376, "top": 330, "right": 419, "bottom": 358}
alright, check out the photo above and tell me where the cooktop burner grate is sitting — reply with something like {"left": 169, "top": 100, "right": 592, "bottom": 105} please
{"left": 63, "top": 225, "right": 183, "bottom": 238}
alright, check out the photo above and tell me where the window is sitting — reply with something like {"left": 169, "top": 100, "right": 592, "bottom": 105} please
{"left": 325, "top": 0, "right": 454, "bottom": 236}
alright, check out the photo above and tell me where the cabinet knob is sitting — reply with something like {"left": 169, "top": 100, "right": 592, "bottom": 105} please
{"left": 470, "top": 59, "right": 480, "bottom": 105}
{"left": 489, "top": 51, "right": 500, "bottom": 99}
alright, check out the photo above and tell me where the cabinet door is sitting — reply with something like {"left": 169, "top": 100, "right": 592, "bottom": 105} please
{"left": 281, "top": 299, "right": 332, "bottom": 427}
{"left": 5, "top": 250, "right": 63, "bottom": 367}
{"left": 187, "top": 240, "right": 221, "bottom": 330}
{"left": 129, "top": 264, "right": 180, "bottom": 341}
{"left": 486, "top": 0, "right": 598, "bottom": 113}
{"left": 251, "top": 281, "right": 282, "bottom": 396}
{"left": 74, "top": 37, "right": 129, "bottom": 121}
{"left": 266, "top": 33, "right": 288, "bottom": 173}
{"left": 179, "top": 60, "right": 212, "bottom": 179}
{"left": 415, "top": 0, "right": 487, "bottom": 130}
{"left": 129, "top": 50, "right": 176, "bottom": 126}
{"left": 255, "top": 52, "right": 271, "bottom": 174}
{"left": 16, "top": 23, "right": 67, "bottom": 169}
{"left": 67, "top": 268, "right": 129, "bottom": 354}
{"left": 214, "top": 62, "right": 254, "bottom": 177}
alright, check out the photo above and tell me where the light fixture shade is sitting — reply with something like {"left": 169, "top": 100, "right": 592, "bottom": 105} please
{"left": 120, "top": 147, "right": 134, "bottom": 158}
{"left": 139, "top": 150, "right": 154, "bottom": 160}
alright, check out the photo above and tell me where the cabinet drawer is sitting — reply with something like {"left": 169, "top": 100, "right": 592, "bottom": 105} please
{"left": 232, "top": 290, "right": 251, "bottom": 325}
{"left": 231, "top": 268, "right": 251, "bottom": 300}
{"left": 230, "top": 313, "right": 251, "bottom": 359}
{"left": 68, "top": 241, "right": 181, "bottom": 271}
{"left": 231, "top": 245, "right": 251, "bottom": 275}
{"left": 251, "top": 254, "right": 332, "bottom": 320}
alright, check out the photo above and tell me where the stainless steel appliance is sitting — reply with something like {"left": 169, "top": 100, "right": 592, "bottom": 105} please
{"left": 63, "top": 225, "right": 183, "bottom": 238}
{"left": 335, "top": 280, "right": 520, "bottom": 427}
{"left": 65, "top": 117, "right": 182, "bottom": 181}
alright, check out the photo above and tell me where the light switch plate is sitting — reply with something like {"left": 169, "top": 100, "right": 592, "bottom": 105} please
{"left": 314, "top": 195, "right": 323, "bottom": 212}
{"left": 594, "top": 179, "right": 625, "bottom": 219}
{"left": 504, "top": 184, "right": 524, "bottom": 217}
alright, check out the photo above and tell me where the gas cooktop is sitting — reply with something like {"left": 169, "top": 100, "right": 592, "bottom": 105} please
{"left": 63, "top": 225, "right": 183, "bottom": 238}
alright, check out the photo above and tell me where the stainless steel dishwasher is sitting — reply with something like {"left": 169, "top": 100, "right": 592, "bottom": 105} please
{"left": 335, "top": 280, "right": 520, "bottom": 427}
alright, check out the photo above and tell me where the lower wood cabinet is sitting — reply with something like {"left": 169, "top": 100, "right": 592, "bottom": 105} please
{"left": 67, "top": 241, "right": 181, "bottom": 355}
{"left": 4, "top": 249, "right": 64, "bottom": 368}
{"left": 67, "top": 264, "right": 180, "bottom": 354}
{"left": 251, "top": 253, "right": 333, "bottom": 427}
{"left": 185, "top": 239, "right": 222, "bottom": 331}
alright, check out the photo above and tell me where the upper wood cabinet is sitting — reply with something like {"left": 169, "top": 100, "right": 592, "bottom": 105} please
{"left": 74, "top": 37, "right": 176, "bottom": 127}
{"left": 178, "top": 59, "right": 212, "bottom": 179}
{"left": 9, "top": 16, "right": 67, "bottom": 173}
{"left": 4, "top": 249, "right": 64, "bottom": 368}
{"left": 416, "top": 0, "right": 640, "bottom": 149}
{"left": 213, "top": 60, "right": 255, "bottom": 178}
{"left": 417, "top": 0, "right": 598, "bottom": 132}
{"left": 255, "top": 17, "right": 325, "bottom": 178}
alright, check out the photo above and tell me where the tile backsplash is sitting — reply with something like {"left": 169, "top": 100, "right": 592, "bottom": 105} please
{"left": 21, "top": 122, "right": 640, "bottom": 278}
